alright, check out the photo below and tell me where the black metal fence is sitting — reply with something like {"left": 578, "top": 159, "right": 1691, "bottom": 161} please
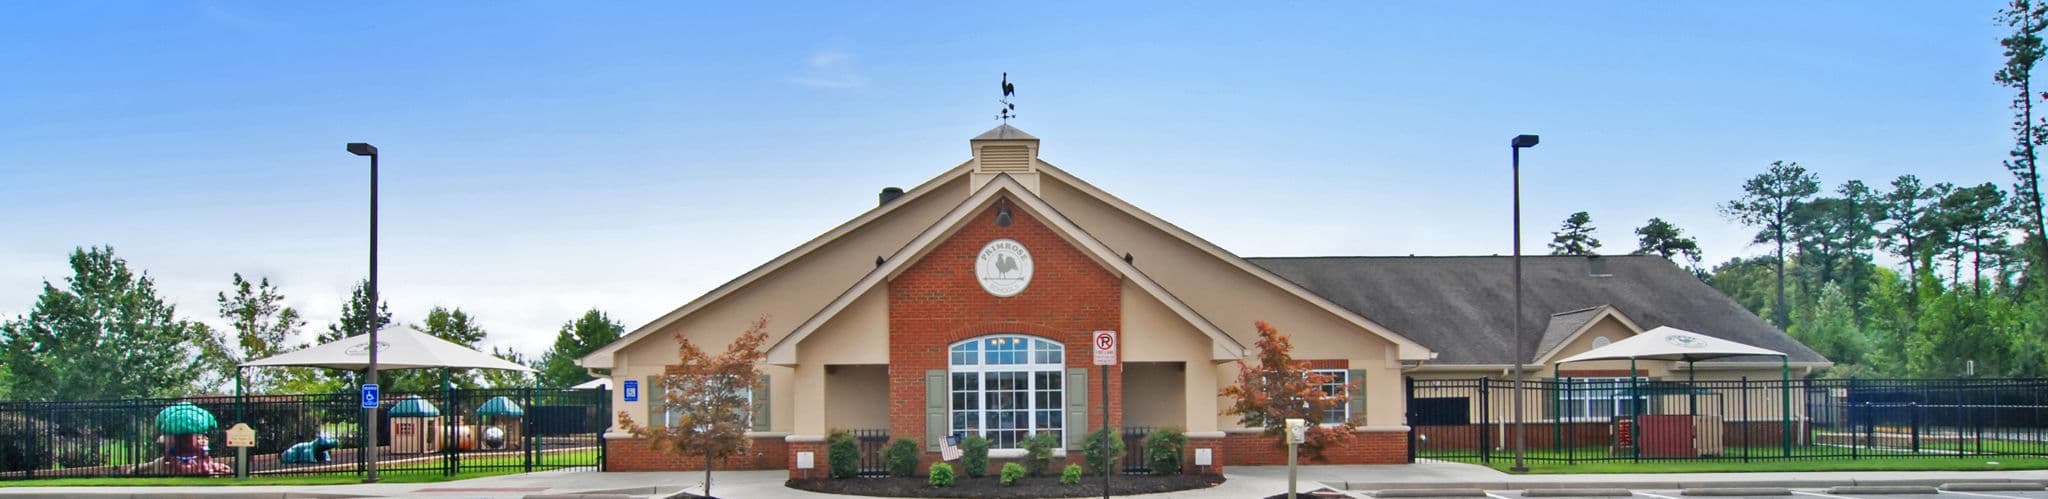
{"left": 0, "top": 387, "right": 609, "bottom": 480}
{"left": 850, "top": 428, "right": 890, "bottom": 477}
{"left": 1120, "top": 426, "right": 1155, "bottom": 474}
{"left": 1406, "top": 376, "right": 2048, "bottom": 464}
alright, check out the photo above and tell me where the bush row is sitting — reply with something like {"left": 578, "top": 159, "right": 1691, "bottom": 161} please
{"left": 824, "top": 427, "right": 1190, "bottom": 481}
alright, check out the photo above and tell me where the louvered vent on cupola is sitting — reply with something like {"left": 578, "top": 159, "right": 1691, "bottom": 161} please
{"left": 969, "top": 124, "right": 1043, "bottom": 192}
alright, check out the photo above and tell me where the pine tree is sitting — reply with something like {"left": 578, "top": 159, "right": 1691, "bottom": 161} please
{"left": 1548, "top": 211, "right": 1603, "bottom": 256}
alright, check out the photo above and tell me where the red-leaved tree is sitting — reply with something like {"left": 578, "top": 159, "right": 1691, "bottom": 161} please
{"left": 618, "top": 317, "right": 768, "bottom": 498}
{"left": 1218, "top": 320, "right": 1359, "bottom": 460}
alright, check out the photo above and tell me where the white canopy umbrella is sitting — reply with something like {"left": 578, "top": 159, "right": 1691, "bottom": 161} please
{"left": 241, "top": 325, "right": 534, "bottom": 372}
{"left": 1556, "top": 326, "right": 1787, "bottom": 364}
{"left": 570, "top": 378, "right": 611, "bottom": 390}
{"left": 1554, "top": 326, "right": 1793, "bottom": 456}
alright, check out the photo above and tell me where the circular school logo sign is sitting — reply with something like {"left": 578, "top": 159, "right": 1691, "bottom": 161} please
{"left": 975, "top": 238, "right": 1033, "bottom": 297}
{"left": 1665, "top": 334, "right": 1707, "bottom": 349}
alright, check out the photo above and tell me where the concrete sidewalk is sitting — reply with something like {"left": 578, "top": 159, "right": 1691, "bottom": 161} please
{"left": 1252, "top": 460, "right": 2048, "bottom": 491}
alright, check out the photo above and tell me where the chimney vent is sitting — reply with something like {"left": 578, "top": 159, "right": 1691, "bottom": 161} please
{"left": 879, "top": 187, "right": 905, "bottom": 206}
{"left": 1587, "top": 255, "right": 1611, "bottom": 277}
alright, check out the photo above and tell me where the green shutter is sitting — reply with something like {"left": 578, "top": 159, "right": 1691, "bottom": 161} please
{"left": 752, "top": 373, "right": 771, "bottom": 432}
{"left": 1065, "top": 368, "right": 1088, "bottom": 448}
{"left": 646, "top": 375, "right": 663, "bottom": 428}
{"left": 1347, "top": 369, "right": 1367, "bottom": 424}
{"left": 926, "top": 369, "right": 946, "bottom": 451}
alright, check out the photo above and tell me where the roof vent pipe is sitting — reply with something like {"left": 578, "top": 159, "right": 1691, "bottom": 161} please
{"left": 879, "top": 187, "right": 905, "bottom": 206}
{"left": 1587, "top": 255, "right": 1610, "bottom": 276}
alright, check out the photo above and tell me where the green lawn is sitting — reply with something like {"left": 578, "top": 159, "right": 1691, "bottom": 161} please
{"left": 1, "top": 448, "right": 599, "bottom": 487}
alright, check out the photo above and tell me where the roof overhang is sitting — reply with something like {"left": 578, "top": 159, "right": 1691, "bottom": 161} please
{"left": 1530, "top": 305, "right": 1645, "bottom": 365}
{"left": 764, "top": 173, "right": 1247, "bottom": 365}
{"left": 578, "top": 161, "right": 973, "bottom": 369}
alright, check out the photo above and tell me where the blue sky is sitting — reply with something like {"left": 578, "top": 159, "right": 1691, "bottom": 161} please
{"left": 0, "top": 2, "right": 2021, "bottom": 357}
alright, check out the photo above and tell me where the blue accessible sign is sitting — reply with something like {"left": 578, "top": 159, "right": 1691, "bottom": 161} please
{"left": 622, "top": 379, "right": 640, "bottom": 402}
{"left": 360, "top": 384, "right": 380, "bottom": 409}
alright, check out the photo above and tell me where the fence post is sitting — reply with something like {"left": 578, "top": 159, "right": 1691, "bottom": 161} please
{"left": 1741, "top": 376, "right": 1750, "bottom": 463}
{"left": 1479, "top": 377, "right": 1491, "bottom": 464}
{"left": 1955, "top": 379, "right": 1965, "bottom": 458}
{"left": 524, "top": 385, "right": 535, "bottom": 473}
{"left": 1910, "top": 400, "right": 1920, "bottom": 454}
{"left": 1404, "top": 376, "right": 1416, "bottom": 464}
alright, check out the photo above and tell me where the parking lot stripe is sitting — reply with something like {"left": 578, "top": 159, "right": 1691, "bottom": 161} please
{"left": 1793, "top": 490, "right": 1861, "bottom": 499}
{"left": 1940, "top": 490, "right": 2033, "bottom": 499}
{"left": 1636, "top": 491, "right": 1686, "bottom": 499}
{"left": 1487, "top": 492, "right": 1517, "bottom": 499}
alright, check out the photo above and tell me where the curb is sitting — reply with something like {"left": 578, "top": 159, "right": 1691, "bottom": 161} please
{"left": 1373, "top": 489, "right": 1489, "bottom": 497}
{"left": 1943, "top": 483, "right": 2048, "bottom": 492}
{"left": 1825, "top": 486, "right": 1940, "bottom": 495}
{"left": 1523, "top": 489, "right": 1633, "bottom": 497}
{"left": 1342, "top": 478, "right": 2048, "bottom": 491}
{"left": 1681, "top": 488, "right": 1792, "bottom": 496}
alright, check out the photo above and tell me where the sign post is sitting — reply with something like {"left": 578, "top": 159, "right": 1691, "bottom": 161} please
{"left": 1285, "top": 418, "right": 1307, "bottom": 499}
{"left": 1092, "top": 330, "right": 1117, "bottom": 499}
{"left": 226, "top": 423, "right": 257, "bottom": 481}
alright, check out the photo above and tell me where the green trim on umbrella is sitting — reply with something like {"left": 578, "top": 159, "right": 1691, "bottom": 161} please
{"left": 155, "top": 402, "right": 218, "bottom": 435}
{"left": 477, "top": 396, "right": 525, "bottom": 417}
{"left": 390, "top": 396, "right": 441, "bottom": 417}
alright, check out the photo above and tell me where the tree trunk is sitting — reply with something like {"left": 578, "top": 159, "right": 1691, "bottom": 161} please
{"left": 2026, "top": 51, "right": 2048, "bottom": 269}
{"left": 1775, "top": 238, "right": 1790, "bottom": 327}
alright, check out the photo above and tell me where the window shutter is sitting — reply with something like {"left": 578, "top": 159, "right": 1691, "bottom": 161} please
{"left": 646, "top": 375, "right": 663, "bottom": 429}
{"left": 1065, "top": 368, "right": 1088, "bottom": 448}
{"left": 752, "top": 373, "right": 771, "bottom": 432}
{"left": 925, "top": 369, "right": 946, "bottom": 451}
{"left": 1347, "top": 369, "right": 1367, "bottom": 424}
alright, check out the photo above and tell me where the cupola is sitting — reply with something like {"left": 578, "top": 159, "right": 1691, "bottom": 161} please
{"left": 969, "top": 124, "right": 1041, "bottom": 193}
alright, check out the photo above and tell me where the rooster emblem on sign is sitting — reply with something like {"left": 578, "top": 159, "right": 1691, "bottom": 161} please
{"left": 994, "top": 254, "right": 1019, "bottom": 276}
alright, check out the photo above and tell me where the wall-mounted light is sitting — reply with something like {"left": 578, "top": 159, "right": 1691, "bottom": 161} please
{"left": 995, "top": 202, "right": 1014, "bottom": 227}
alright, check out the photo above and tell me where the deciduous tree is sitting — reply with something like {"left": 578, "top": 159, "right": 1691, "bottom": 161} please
{"left": 217, "top": 273, "right": 309, "bottom": 392}
{"left": 0, "top": 247, "right": 215, "bottom": 400}
{"left": 537, "top": 309, "right": 624, "bottom": 387}
{"left": 1218, "top": 321, "right": 1357, "bottom": 460}
{"left": 617, "top": 317, "right": 768, "bottom": 498}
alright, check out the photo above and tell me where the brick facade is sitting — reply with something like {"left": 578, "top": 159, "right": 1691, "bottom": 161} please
{"left": 606, "top": 435, "right": 787, "bottom": 471}
{"left": 887, "top": 200, "right": 1124, "bottom": 469}
{"left": 1218, "top": 430, "right": 1409, "bottom": 465}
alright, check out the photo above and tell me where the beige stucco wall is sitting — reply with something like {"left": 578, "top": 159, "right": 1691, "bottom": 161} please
{"left": 607, "top": 175, "right": 966, "bottom": 432}
{"left": 1123, "top": 363, "right": 1186, "bottom": 428}
{"left": 825, "top": 365, "right": 891, "bottom": 430}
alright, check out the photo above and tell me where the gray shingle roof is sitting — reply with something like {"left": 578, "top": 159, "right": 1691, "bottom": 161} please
{"left": 1533, "top": 305, "right": 1609, "bottom": 363}
{"left": 1244, "top": 255, "right": 1828, "bottom": 365}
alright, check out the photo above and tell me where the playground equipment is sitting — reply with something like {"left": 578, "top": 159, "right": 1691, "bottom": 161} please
{"left": 146, "top": 402, "right": 233, "bottom": 475}
{"left": 477, "top": 396, "right": 526, "bottom": 450}
{"left": 388, "top": 396, "right": 443, "bottom": 454}
{"left": 280, "top": 434, "right": 339, "bottom": 464}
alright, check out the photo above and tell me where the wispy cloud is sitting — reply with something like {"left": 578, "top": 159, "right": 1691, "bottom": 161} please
{"left": 791, "top": 49, "right": 867, "bottom": 89}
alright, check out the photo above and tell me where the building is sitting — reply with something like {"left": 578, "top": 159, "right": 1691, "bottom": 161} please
{"left": 577, "top": 125, "right": 1829, "bottom": 473}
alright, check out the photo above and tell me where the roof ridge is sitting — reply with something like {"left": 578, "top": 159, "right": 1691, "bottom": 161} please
{"left": 1551, "top": 305, "right": 1607, "bottom": 317}
{"left": 1244, "top": 254, "right": 1664, "bottom": 260}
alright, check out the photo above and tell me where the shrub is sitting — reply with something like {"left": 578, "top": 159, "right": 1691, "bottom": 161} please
{"left": 826, "top": 430, "right": 858, "bottom": 479}
{"left": 1021, "top": 431, "right": 1058, "bottom": 476}
{"left": 999, "top": 462, "right": 1026, "bottom": 486}
{"left": 0, "top": 413, "right": 54, "bottom": 472}
{"left": 960, "top": 434, "right": 989, "bottom": 478}
{"left": 883, "top": 438, "right": 920, "bottom": 477}
{"left": 55, "top": 448, "right": 104, "bottom": 468}
{"left": 928, "top": 462, "right": 955, "bottom": 487}
{"left": 1060, "top": 463, "right": 1083, "bottom": 485}
{"left": 1143, "top": 427, "right": 1188, "bottom": 474}
{"left": 1081, "top": 427, "right": 1124, "bottom": 476}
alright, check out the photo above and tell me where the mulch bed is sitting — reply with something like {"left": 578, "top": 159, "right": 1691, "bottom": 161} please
{"left": 788, "top": 473, "right": 1224, "bottom": 498}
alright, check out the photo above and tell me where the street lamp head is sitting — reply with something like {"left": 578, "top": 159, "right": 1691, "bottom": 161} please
{"left": 1511, "top": 134, "right": 1540, "bottom": 149}
{"left": 346, "top": 142, "right": 378, "bottom": 156}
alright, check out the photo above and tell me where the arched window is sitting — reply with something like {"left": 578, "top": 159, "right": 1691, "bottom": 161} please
{"left": 948, "top": 335, "right": 1065, "bottom": 449}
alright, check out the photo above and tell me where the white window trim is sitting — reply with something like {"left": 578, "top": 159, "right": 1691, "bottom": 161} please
{"left": 1310, "top": 369, "right": 1350, "bottom": 426}
{"left": 947, "top": 335, "right": 1066, "bottom": 450}
{"left": 1557, "top": 376, "right": 1648, "bottom": 421}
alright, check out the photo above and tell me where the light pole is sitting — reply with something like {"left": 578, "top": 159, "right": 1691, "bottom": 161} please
{"left": 346, "top": 141, "right": 381, "bottom": 483}
{"left": 1509, "top": 133, "right": 1538, "bottom": 473}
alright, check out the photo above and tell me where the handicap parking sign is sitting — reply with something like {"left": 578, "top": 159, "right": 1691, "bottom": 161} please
{"left": 623, "top": 379, "right": 639, "bottom": 402}
{"left": 360, "top": 384, "right": 380, "bottom": 409}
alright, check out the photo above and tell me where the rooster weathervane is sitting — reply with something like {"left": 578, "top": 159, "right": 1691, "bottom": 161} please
{"left": 998, "top": 72, "right": 1017, "bottom": 122}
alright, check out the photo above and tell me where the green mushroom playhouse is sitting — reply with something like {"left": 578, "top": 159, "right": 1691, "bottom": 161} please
{"left": 388, "top": 396, "right": 443, "bottom": 454}
{"left": 147, "top": 402, "right": 232, "bottom": 475}
{"left": 477, "top": 396, "right": 525, "bottom": 450}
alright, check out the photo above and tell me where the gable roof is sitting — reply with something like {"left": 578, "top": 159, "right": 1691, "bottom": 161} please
{"left": 1034, "top": 163, "right": 1435, "bottom": 360}
{"left": 1530, "top": 305, "right": 1647, "bottom": 364}
{"left": 763, "top": 174, "right": 1247, "bottom": 364}
{"left": 1244, "top": 255, "right": 1829, "bottom": 365}
{"left": 578, "top": 161, "right": 973, "bottom": 368}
